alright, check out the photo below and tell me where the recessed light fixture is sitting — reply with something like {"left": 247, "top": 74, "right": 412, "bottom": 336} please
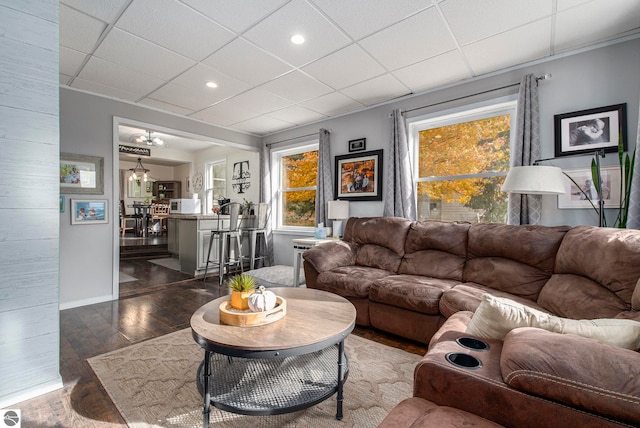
{"left": 206, "top": 81, "right": 218, "bottom": 88}
{"left": 290, "top": 34, "right": 305, "bottom": 45}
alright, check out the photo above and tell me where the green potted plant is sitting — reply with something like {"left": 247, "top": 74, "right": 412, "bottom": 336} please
{"left": 228, "top": 274, "right": 256, "bottom": 310}
{"left": 241, "top": 198, "right": 254, "bottom": 216}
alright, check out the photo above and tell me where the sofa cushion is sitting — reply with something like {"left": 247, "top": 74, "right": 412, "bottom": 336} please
{"left": 369, "top": 275, "right": 460, "bottom": 315}
{"left": 501, "top": 327, "right": 640, "bottom": 426}
{"left": 344, "top": 216, "right": 411, "bottom": 256}
{"left": 356, "top": 243, "right": 404, "bottom": 272}
{"left": 466, "top": 294, "right": 640, "bottom": 350}
{"left": 398, "top": 221, "right": 469, "bottom": 280}
{"left": 316, "top": 265, "right": 393, "bottom": 299}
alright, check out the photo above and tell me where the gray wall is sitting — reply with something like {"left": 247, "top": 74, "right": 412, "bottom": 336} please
{"left": 0, "top": 1, "right": 62, "bottom": 407}
{"left": 59, "top": 89, "right": 261, "bottom": 308}
{"left": 265, "top": 38, "right": 640, "bottom": 265}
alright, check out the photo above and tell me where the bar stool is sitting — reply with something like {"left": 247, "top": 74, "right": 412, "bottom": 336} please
{"left": 241, "top": 202, "right": 270, "bottom": 270}
{"left": 203, "top": 202, "right": 243, "bottom": 285}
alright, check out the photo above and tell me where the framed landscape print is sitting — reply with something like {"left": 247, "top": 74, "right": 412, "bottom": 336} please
{"left": 70, "top": 199, "right": 108, "bottom": 225}
{"left": 60, "top": 153, "right": 104, "bottom": 195}
{"left": 554, "top": 104, "right": 627, "bottom": 157}
{"left": 335, "top": 149, "right": 383, "bottom": 201}
{"left": 558, "top": 166, "right": 621, "bottom": 209}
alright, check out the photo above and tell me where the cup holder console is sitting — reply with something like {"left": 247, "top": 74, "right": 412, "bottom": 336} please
{"left": 445, "top": 352, "right": 483, "bottom": 370}
{"left": 456, "top": 336, "right": 490, "bottom": 351}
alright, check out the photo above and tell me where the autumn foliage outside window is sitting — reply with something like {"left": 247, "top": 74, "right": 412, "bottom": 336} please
{"left": 416, "top": 113, "right": 512, "bottom": 223}
{"left": 281, "top": 149, "right": 318, "bottom": 227}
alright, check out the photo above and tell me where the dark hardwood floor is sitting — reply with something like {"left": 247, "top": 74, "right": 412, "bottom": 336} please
{"left": 14, "top": 249, "right": 428, "bottom": 427}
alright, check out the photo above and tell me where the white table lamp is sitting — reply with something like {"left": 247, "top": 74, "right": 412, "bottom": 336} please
{"left": 327, "top": 200, "right": 349, "bottom": 238}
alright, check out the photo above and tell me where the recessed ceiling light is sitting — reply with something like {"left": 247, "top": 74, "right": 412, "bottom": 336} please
{"left": 290, "top": 34, "right": 305, "bottom": 45}
{"left": 206, "top": 81, "right": 218, "bottom": 88}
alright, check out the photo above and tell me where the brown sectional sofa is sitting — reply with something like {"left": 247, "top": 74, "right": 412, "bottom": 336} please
{"left": 302, "top": 216, "right": 640, "bottom": 427}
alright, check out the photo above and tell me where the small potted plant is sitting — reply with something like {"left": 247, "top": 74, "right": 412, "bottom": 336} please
{"left": 242, "top": 198, "right": 254, "bottom": 216}
{"left": 228, "top": 274, "right": 256, "bottom": 310}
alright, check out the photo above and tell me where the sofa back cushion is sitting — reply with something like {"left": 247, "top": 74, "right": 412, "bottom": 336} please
{"left": 399, "top": 220, "right": 469, "bottom": 280}
{"left": 462, "top": 224, "right": 570, "bottom": 301}
{"left": 539, "top": 226, "right": 640, "bottom": 319}
{"left": 344, "top": 216, "right": 412, "bottom": 272}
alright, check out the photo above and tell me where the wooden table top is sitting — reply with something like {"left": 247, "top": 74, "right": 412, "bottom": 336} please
{"left": 190, "top": 287, "right": 356, "bottom": 355}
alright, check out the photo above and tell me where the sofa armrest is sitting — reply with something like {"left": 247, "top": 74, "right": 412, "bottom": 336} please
{"left": 302, "top": 240, "right": 357, "bottom": 273}
{"left": 501, "top": 327, "right": 640, "bottom": 426}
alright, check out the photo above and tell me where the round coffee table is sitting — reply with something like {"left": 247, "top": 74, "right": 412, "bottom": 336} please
{"left": 190, "top": 287, "right": 357, "bottom": 427}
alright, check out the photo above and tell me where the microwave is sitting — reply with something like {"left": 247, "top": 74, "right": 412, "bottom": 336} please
{"left": 170, "top": 199, "right": 201, "bottom": 214}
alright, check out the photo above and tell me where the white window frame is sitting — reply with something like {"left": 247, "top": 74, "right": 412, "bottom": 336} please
{"left": 271, "top": 141, "right": 319, "bottom": 233}
{"left": 204, "top": 158, "right": 226, "bottom": 214}
{"left": 407, "top": 97, "right": 517, "bottom": 222}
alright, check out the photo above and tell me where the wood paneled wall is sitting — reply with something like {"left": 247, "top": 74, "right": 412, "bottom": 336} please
{"left": 0, "top": 1, "right": 62, "bottom": 407}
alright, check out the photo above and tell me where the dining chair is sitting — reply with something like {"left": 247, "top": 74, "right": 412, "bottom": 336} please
{"left": 120, "top": 200, "right": 136, "bottom": 237}
{"left": 149, "top": 203, "right": 170, "bottom": 235}
{"left": 202, "top": 202, "right": 243, "bottom": 285}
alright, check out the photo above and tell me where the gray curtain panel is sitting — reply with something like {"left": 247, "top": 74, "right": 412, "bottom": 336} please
{"left": 260, "top": 143, "right": 273, "bottom": 266}
{"left": 507, "top": 74, "right": 542, "bottom": 225}
{"left": 315, "top": 128, "right": 332, "bottom": 226}
{"left": 384, "top": 109, "right": 417, "bottom": 220}
{"left": 625, "top": 93, "right": 640, "bottom": 229}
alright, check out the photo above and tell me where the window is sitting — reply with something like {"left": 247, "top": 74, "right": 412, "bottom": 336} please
{"left": 410, "top": 100, "right": 516, "bottom": 223}
{"left": 204, "top": 160, "right": 226, "bottom": 213}
{"left": 272, "top": 143, "right": 318, "bottom": 229}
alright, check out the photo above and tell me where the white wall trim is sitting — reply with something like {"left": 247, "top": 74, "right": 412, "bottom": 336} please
{"left": 0, "top": 378, "right": 63, "bottom": 409}
{"left": 59, "top": 294, "right": 114, "bottom": 311}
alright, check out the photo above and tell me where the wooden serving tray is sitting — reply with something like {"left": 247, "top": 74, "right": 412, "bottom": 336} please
{"left": 219, "top": 296, "right": 286, "bottom": 327}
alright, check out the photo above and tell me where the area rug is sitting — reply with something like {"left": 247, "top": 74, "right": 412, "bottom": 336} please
{"left": 88, "top": 329, "right": 420, "bottom": 427}
{"left": 148, "top": 257, "right": 181, "bottom": 272}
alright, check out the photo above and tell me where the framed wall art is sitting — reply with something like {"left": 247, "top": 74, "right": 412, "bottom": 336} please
{"left": 554, "top": 103, "right": 627, "bottom": 157}
{"left": 335, "top": 149, "right": 383, "bottom": 201}
{"left": 558, "top": 166, "right": 621, "bottom": 209}
{"left": 70, "top": 199, "right": 108, "bottom": 225}
{"left": 348, "top": 138, "right": 366, "bottom": 152}
{"left": 60, "top": 153, "right": 104, "bottom": 195}
{"left": 59, "top": 196, "right": 65, "bottom": 213}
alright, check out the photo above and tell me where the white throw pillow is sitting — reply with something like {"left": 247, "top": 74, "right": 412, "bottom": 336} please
{"left": 465, "top": 294, "right": 640, "bottom": 350}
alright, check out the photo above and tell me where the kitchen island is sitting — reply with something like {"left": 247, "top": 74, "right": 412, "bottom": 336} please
{"left": 168, "top": 214, "right": 254, "bottom": 277}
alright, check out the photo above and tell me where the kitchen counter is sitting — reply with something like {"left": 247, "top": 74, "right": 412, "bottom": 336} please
{"left": 168, "top": 213, "right": 229, "bottom": 220}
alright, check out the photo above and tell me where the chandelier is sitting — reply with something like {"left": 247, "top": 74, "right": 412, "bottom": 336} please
{"left": 131, "top": 130, "right": 164, "bottom": 147}
{"left": 128, "top": 158, "right": 150, "bottom": 182}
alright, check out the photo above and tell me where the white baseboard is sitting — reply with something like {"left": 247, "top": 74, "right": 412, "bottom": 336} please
{"left": 59, "top": 293, "right": 115, "bottom": 310}
{"left": 0, "top": 377, "right": 63, "bottom": 409}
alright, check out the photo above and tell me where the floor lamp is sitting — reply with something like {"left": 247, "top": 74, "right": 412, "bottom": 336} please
{"left": 501, "top": 150, "right": 605, "bottom": 226}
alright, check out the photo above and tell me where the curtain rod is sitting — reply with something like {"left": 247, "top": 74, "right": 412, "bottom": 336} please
{"left": 265, "top": 129, "right": 331, "bottom": 146}
{"left": 400, "top": 73, "right": 551, "bottom": 116}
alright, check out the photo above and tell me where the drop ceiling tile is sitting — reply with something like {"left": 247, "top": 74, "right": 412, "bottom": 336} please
{"left": 138, "top": 98, "right": 194, "bottom": 116}
{"left": 243, "top": 0, "right": 352, "bottom": 67}
{"left": 76, "top": 56, "right": 165, "bottom": 97}
{"left": 60, "top": 0, "right": 129, "bottom": 23}
{"left": 93, "top": 28, "right": 196, "bottom": 81}
{"left": 147, "top": 82, "right": 224, "bottom": 111}
{"left": 60, "top": 46, "right": 87, "bottom": 76}
{"left": 232, "top": 116, "right": 294, "bottom": 135}
{"left": 340, "top": 74, "right": 411, "bottom": 106}
{"left": 359, "top": 8, "right": 456, "bottom": 70}
{"left": 169, "top": 64, "right": 251, "bottom": 100}
{"left": 554, "top": 0, "right": 640, "bottom": 52}
{"left": 393, "top": 50, "right": 472, "bottom": 93}
{"left": 268, "top": 105, "right": 328, "bottom": 124}
{"left": 201, "top": 38, "right": 293, "bottom": 86}
{"left": 311, "top": 0, "right": 433, "bottom": 40}
{"left": 190, "top": 102, "right": 260, "bottom": 126}
{"left": 556, "top": 0, "right": 593, "bottom": 10}
{"left": 223, "top": 88, "right": 294, "bottom": 114}
{"left": 115, "top": 0, "right": 235, "bottom": 61}
{"left": 300, "top": 92, "right": 365, "bottom": 116}
{"left": 60, "top": 73, "right": 72, "bottom": 85}
{"left": 260, "top": 71, "right": 333, "bottom": 103}
{"left": 302, "top": 44, "right": 387, "bottom": 89}
{"left": 182, "top": 0, "right": 289, "bottom": 33}
{"left": 69, "top": 77, "right": 141, "bottom": 102}
{"left": 60, "top": 4, "right": 106, "bottom": 53}
{"left": 440, "top": 0, "right": 552, "bottom": 45}
{"left": 462, "top": 19, "right": 552, "bottom": 75}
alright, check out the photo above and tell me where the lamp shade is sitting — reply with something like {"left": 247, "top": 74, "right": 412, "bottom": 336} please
{"left": 501, "top": 165, "right": 566, "bottom": 195}
{"left": 327, "top": 200, "right": 349, "bottom": 219}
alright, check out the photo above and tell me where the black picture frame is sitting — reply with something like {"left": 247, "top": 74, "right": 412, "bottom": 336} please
{"left": 554, "top": 103, "right": 627, "bottom": 157}
{"left": 335, "top": 149, "right": 383, "bottom": 201}
{"left": 348, "top": 138, "right": 366, "bottom": 152}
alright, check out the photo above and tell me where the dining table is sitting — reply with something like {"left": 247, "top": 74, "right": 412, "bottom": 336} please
{"left": 128, "top": 203, "right": 152, "bottom": 237}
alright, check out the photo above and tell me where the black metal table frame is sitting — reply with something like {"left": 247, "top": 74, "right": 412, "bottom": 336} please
{"left": 192, "top": 329, "right": 352, "bottom": 428}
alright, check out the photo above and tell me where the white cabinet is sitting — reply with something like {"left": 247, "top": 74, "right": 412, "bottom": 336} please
{"left": 167, "top": 218, "right": 179, "bottom": 255}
